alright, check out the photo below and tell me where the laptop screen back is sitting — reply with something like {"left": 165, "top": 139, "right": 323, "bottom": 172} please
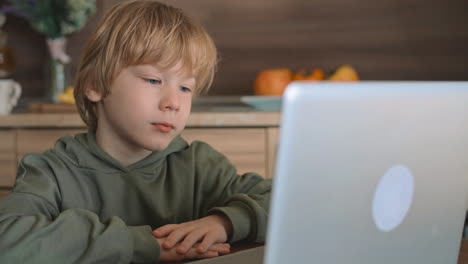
{"left": 265, "top": 82, "right": 468, "bottom": 264}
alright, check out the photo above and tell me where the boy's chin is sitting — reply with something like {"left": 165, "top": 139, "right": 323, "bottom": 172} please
{"left": 142, "top": 141, "right": 171, "bottom": 153}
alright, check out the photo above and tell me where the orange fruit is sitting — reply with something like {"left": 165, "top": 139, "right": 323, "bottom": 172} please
{"left": 293, "top": 68, "right": 325, "bottom": 81}
{"left": 254, "top": 68, "right": 293, "bottom": 96}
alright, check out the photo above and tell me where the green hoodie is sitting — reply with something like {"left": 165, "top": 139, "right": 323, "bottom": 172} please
{"left": 0, "top": 131, "right": 271, "bottom": 263}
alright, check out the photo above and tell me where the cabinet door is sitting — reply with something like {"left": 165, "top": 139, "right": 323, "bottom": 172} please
{"left": 17, "top": 129, "right": 86, "bottom": 162}
{"left": 266, "top": 127, "right": 279, "bottom": 179}
{"left": 16, "top": 128, "right": 268, "bottom": 177}
{"left": 0, "top": 189, "right": 11, "bottom": 201}
{"left": 0, "top": 130, "right": 16, "bottom": 187}
{"left": 182, "top": 128, "right": 266, "bottom": 177}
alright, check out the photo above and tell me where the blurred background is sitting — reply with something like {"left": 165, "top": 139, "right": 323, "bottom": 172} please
{"left": 2, "top": 0, "right": 468, "bottom": 99}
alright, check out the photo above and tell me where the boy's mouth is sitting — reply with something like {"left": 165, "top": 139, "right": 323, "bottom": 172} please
{"left": 151, "top": 122, "right": 174, "bottom": 133}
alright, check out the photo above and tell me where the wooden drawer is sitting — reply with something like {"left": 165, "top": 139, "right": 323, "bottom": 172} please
{"left": 17, "top": 129, "right": 86, "bottom": 162}
{"left": 15, "top": 128, "right": 271, "bottom": 178}
{"left": 0, "top": 130, "right": 17, "bottom": 187}
{"left": 0, "top": 189, "right": 11, "bottom": 201}
{"left": 182, "top": 128, "right": 266, "bottom": 177}
{"left": 266, "top": 127, "right": 279, "bottom": 179}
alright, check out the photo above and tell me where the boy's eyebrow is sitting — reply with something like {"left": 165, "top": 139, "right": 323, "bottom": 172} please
{"left": 135, "top": 65, "right": 196, "bottom": 83}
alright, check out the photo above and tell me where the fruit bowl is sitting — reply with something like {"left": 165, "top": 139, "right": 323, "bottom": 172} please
{"left": 240, "top": 96, "right": 282, "bottom": 111}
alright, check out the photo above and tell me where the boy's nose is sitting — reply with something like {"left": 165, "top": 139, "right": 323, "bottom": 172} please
{"left": 159, "top": 87, "right": 180, "bottom": 111}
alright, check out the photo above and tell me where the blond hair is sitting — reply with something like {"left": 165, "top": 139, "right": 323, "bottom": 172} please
{"left": 74, "top": 0, "right": 218, "bottom": 129}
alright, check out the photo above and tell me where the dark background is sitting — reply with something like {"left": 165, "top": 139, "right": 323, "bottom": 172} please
{"left": 4, "top": 0, "right": 468, "bottom": 98}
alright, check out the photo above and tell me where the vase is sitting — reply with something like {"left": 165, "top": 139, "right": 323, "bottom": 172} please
{"left": 49, "top": 59, "right": 70, "bottom": 103}
{"left": 46, "top": 38, "right": 71, "bottom": 103}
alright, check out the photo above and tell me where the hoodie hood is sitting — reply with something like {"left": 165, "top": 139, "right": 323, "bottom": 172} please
{"left": 51, "top": 130, "right": 189, "bottom": 174}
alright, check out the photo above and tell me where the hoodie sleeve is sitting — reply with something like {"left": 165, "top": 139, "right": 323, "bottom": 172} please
{"left": 190, "top": 141, "right": 272, "bottom": 244}
{"left": 0, "top": 154, "right": 159, "bottom": 264}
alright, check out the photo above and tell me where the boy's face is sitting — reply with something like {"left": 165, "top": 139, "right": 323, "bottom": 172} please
{"left": 87, "top": 63, "right": 195, "bottom": 155}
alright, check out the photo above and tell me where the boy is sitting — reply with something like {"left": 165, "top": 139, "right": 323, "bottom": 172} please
{"left": 0, "top": 0, "right": 271, "bottom": 263}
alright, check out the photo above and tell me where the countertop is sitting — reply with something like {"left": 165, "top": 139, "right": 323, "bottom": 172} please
{"left": 0, "top": 112, "right": 281, "bottom": 128}
{"left": 1, "top": 96, "right": 281, "bottom": 128}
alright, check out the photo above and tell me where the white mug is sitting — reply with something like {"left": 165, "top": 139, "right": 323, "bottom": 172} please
{"left": 0, "top": 79, "right": 21, "bottom": 115}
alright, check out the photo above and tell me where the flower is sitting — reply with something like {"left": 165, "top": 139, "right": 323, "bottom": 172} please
{"left": 1, "top": 0, "right": 96, "bottom": 39}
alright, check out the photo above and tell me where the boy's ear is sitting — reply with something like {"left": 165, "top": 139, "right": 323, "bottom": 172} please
{"left": 85, "top": 88, "right": 103, "bottom": 102}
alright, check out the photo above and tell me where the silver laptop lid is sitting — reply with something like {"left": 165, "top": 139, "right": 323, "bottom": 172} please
{"left": 265, "top": 82, "right": 468, "bottom": 264}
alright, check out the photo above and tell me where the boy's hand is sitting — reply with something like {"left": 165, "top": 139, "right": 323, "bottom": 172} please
{"left": 153, "top": 214, "right": 233, "bottom": 255}
{"left": 156, "top": 237, "right": 230, "bottom": 261}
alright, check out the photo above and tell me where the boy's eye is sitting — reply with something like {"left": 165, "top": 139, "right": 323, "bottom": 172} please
{"left": 145, "top": 78, "right": 161, "bottom": 85}
{"left": 180, "top": 86, "right": 192, "bottom": 93}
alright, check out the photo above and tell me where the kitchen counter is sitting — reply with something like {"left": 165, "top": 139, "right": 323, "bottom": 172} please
{"left": 0, "top": 111, "right": 281, "bottom": 128}
{"left": 4, "top": 96, "right": 281, "bottom": 128}
{"left": 0, "top": 97, "right": 282, "bottom": 183}
{"left": 0, "top": 111, "right": 281, "bottom": 186}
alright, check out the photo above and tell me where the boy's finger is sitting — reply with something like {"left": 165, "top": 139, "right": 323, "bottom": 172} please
{"left": 208, "top": 243, "right": 231, "bottom": 254}
{"left": 193, "top": 242, "right": 230, "bottom": 253}
{"left": 163, "top": 227, "right": 193, "bottom": 249}
{"left": 186, "top": 249, "right": 219, "bottom": 259}
{"left": 197, "top": 231, "right": 219, "bottom": 253}
{"left": 152, "top": 224, "right": 178, "bottom": 237}
{"left": 176, "top": 230, "right": 205, "bottom": 255}
{"left": 200, "top": 251, "right": 219, "bottom": 259}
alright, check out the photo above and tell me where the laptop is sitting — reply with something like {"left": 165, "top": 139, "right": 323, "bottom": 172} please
{"left": 191, "top": 81, "right": 468, "bottom": 264}
{"left": 265, "top": 81, "right": 468, "bottom": 264}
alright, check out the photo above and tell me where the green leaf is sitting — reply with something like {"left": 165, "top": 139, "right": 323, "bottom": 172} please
{"left": 10, "top": 0, "right": 96, "bottom": 38}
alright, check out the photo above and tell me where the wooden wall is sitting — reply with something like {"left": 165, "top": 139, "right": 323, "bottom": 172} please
{"left": 4, "top": 0, "right": 468, "bottom": 98}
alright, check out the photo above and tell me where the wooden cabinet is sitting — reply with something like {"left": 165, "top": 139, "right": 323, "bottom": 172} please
{"left": 16, "top": 129, "right": 86, "bottom": 163}
{"left": 14, "top": 128, "right": 270, "bottom": 178}
{"left": 182, "top": 128, "right": 267, "bottom": 176}
{"left": 266, "top": 127, "right": 279, "bottom": 178}
{"left": 0, "top": 127, "right": 278, "bottom": 189}
{"left": 0, "top": 189, "right": 10, "bottom": 200}
{"left": 0, "top": 112, "right": 281, "bottom": 196}
{"left": 0, "top": 130, "right": 17, "bottom": 187}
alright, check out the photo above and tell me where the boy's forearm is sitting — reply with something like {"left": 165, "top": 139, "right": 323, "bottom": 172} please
{"left": 128, "top": 226, "right": 161, "bottom": 263}
{"left": 0, "top": 192, "right": 159, "bottom": 263}
{"left": 209, "top": 191, "right": 271, "bottom": 243}
{"left": 200, "top": 169, "right": 272, "bottom": 243}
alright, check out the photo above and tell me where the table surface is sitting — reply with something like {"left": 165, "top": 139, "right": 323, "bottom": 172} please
{"left": 163, "top": 239, "right": 468, "bottom": 264}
